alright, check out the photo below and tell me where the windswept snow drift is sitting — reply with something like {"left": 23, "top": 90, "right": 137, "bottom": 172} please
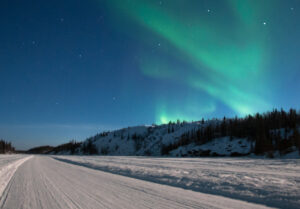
{"left": 54, "top": 156, "right": 300, "bottom": 209}
{"left": 0, "top": 155, "right": 32, "bottom": 197}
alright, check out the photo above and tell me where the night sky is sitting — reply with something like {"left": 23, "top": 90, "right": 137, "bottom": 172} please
{"left": 1, "top": 0, "right": 300, "bottom": 149}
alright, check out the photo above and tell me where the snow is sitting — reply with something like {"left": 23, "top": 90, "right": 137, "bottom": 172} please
{"left": 170, "top": 137, "right": 252, "bottom": 156}
{"left": 56, "top": 121, "right": 299, "bottom": 158}
{"left": 0, "top": 156, "right": 274, "bottom": 209}
{"left": 54, "top": 155, "right": 300, "bottom": 209}
{"left": 0, "top": 155, "right": 27, "bottom": 168}
{"left": 0, "top": 155, "right": 32, "bottom": 198}
{"left": 78, "top": 121, "right": 223, "bottom": 156}
{"left": 277, "top": 150, "right": 300, "bottom": 159}
{"left": 270, "top": 128, "right": 295, "bottom": 139}
{"left": 1, "top": 154, "right": 299, "bottom": 208}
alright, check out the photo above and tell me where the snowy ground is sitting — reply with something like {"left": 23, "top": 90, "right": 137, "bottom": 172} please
{"left": 54, "top": 156, "right": 300, "bottom": 209}
{"left": 0, "top": 155, "right": 32, "bottom": 197}
{"left": 0, "top": 156, "right": 274, "bottom": 209}
{"left": 0, "top": 155, "right": 299, "bottom": 209}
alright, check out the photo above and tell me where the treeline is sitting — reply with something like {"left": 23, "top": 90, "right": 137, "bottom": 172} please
{"left": 162, "top": 108, "right": 300, "bottom": 156}
{"left": 27, "top": 145, "right": 54, "bottom": 154}
{"left": 49, "top": 140, "right": 82, "bottom": 154}
{"left": 0, "top": 139, "right": 15, "bottom": 154}
{"left": 25, "top": 108, "right": 300, "bottom": 157}
{"left": 27, "top": 140, "right": 82, "bottom": 154}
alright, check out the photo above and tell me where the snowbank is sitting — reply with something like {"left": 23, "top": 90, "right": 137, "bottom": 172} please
{"left": 53, "top": 156, "right": 300, "bottom": 209}
{"left": 0, "top": 155, "right": 32, "bottom": 198}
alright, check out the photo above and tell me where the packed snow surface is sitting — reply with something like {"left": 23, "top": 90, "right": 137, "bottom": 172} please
{"left": 0, "top": 156, "right": 273, "bottom": 209}
{"left": 54, "top": 155, "right": 300, "bottom": 209}
{"left": 0, "top": 155, "right": 27, "bottom": 168}
{"left": 0, "top": 155, "right": 32, "bottom": 197}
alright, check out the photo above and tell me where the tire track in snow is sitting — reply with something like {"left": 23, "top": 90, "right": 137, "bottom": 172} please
{"left": 0, "top": 156, "right": 274, "bottom": 209}
{"left": 0, "top": 155, "right": 33, "bottom": 199}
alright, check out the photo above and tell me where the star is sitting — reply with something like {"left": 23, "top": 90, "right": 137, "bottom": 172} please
{"left": 78, "top": 54, "right": 83, "bottom": 58}
{"left": 112, "top": 97, "right": 116, "bottom": 101}
{"left": 290, "top": 7, "right": 294, "bottom": 11}
{"left": 207, "top": 9, "right": 211, "bottom": 13}
{"left": 60, "top": 18, "right": 64, "bottom": 22}
{"left": 158, "top": 43, "right": 161, "bottom": 47}
{"left": 263, "top": 22, "right": 267, "bottom": 25}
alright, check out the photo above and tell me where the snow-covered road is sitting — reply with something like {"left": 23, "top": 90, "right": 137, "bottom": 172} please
{"left": 0, "top": 155, "right": 32, "bottom": 197}
{"left": 0, "top": 156, "right": 275, "bottom": 209}
{"left": 54, "top": 155, "right": 300, "bottom": 209}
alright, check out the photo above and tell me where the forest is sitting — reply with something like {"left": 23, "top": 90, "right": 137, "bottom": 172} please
{"left": 0, "top": 139, "right": 15, "bottom": 154}
{"left": 162, "top": 108, "right": 300, "bottom": 156}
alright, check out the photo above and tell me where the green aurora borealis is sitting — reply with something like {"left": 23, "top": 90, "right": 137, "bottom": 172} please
{"left": 1, "top": 0, "right": 300, "bottom": 149}
{"left": 108, "top": 0, "right": 273, "bottom": 124}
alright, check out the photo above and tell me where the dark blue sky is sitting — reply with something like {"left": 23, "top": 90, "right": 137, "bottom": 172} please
{"left": 1, "top": 0, "right": 300, "bottom": 149}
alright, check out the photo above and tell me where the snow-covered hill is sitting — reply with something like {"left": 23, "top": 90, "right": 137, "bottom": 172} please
{"left": 169, "top": 137, "right": 252, "bottom": 157}
{"left": 68, "top": 120, "right": 297, "bottom": 157}
{"left": 78, "top": 121, "right": 223, "bottom": 156}
{"left": 48, "top": 109, "right": 300, "bottom": 158}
